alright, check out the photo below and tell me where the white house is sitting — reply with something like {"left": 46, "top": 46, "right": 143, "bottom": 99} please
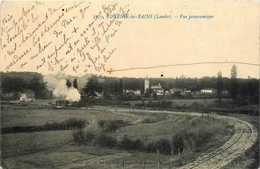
{"left": 201, "top": 89, "right": 213, "bottom": 94}
{"left": 151, "top": 84, "right": 164, "bottom": 96}
{"left": 125, "top": 89, "right": 141, "bottom": 96}
{"left": 20, "top": 91, "right": 35, "bottom": 102}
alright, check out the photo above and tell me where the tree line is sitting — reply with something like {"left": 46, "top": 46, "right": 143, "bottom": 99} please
{"left": 1, "top": 72, "right": 49, "bottom": 100}
{"left": 0, "top": 65, "right": 259, "bottom": 105}
{"left": 81, "top": 65, "right": 259, "bottom": 104}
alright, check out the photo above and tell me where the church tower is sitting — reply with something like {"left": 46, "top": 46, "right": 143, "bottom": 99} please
{"left": 144, "top": 76, "right": 149, "bottom": 91}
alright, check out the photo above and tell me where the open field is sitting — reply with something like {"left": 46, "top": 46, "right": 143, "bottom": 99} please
{"left": 1, "top": 106, "right": 134, "bottom": 128}
{"left": 124, "top": 98, "right": 221, "bottom": 106}
{"left": 1, "top": 103, "right": 256, "bottom": 169}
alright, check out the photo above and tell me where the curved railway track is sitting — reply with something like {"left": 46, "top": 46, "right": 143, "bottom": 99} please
{"left": 179, "top": 116, "right": 258, "bottom": 169}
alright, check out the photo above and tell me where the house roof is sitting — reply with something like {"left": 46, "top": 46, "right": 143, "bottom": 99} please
{"left": 151, "top": 84, "right": 162, "bottom": 89}
{"left": 201, "top": 88, "right": 214, "bottom": 90}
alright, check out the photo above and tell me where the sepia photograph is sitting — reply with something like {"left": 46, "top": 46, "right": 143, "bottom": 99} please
{"left": 0, "top": 1, "right": 259, "bottom": 169}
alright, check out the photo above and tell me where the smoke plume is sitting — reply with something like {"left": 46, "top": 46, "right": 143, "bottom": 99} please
{"left": 43, "top": 73, "right": 81, "bottom": 102}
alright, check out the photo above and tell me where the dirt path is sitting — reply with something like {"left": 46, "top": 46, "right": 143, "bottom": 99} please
{"left": 92, "top": 106, "right": 258, "bottom": 169}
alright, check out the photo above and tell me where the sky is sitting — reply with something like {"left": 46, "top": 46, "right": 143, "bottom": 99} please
{"left": 0, "top": 1, "right": 259, "bottom": 79}
{"left": 102, "top": 1, "right": 259, "bottom": 79}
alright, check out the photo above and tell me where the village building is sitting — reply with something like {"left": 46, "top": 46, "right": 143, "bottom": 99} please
{"left": 181, "top": 89, "right": 192, "bottom": 97}
{"left": 151, "top": 84, "right": 164, "bottom": 96}
{"left": 164, "top": 90, "right": 171, "bottom": 96}
{"left": 124, "top": 89, "right": 141, "bottom": 96}
{"left": 20, "top": 90, "right": 35, "bottom": 102}
{"left": 201, "top": 88, "right": 214, "bottom": 94}
{"left": 170, "top": 88, "right": 181, "bottom": 93}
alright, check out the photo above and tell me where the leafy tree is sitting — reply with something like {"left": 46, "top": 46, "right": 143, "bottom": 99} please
{"left": 230, "top": 65, "right": 238, "bottom": 101}
{"left": 103, "top": 89, "right": 111, "bottom": 100}
{"left": 73, "top": 79, "right": 78, "bottom": 89}
{"left": 83, "top": 76, "right": 103, "bottom": 98}
{"left": 216, "top": 71, "right": 223, "bottom": 102}
{"left": 144, "top": 88, "right": 154, "bottom": 97}
{"left": 1, "top": 76, "right": 27, "bottom": 94}
{"left": 66, "top": 80, "right": 72, "bottom": 88}
{"left": 172, "top": 91, "right": 182, "bottom": 98}
{"left": 0, "top": 72, "right": 51, "bottom": 100}
{"left": 114, "top": 81, "right": 119, "bottom": 97}
{"left": 238, "top": 82, "right": 248, "bottom": 103}
{"left": 246, "top": 78, "right": 259, "bottom": 104}
{"left": 153, "top": 92, "right": 158, "bottom": 100}
{"left": 118, "top": 79, "right": 123, "bottom": 98}
{"left": 122, "top": 78, "right": 143, "bottom": 91}
{"left": 28, "top": 77, "right": 47, "bottom": 98}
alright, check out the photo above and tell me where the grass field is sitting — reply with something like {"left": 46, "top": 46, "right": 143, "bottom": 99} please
{"left": 1, "top": 107, "right": 135, "bottom": 128}
{"left": 1, "top": 103, "right": 236, "bottom": 169}
{"left": 123, "top": 98, "right": 227, "bottom": 107}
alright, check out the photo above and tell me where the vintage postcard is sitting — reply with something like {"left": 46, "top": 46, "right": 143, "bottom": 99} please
{"left": 0, "top": 1, "right": 259, "bottom": 169}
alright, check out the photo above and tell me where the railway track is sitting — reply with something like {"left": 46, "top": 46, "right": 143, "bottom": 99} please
{"left": 178, "top": 116, "right": 258, "bottom": 169}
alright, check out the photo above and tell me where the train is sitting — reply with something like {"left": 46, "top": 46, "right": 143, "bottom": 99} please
{"left": 52, "top": 99, "right": 81, "bottom": 109}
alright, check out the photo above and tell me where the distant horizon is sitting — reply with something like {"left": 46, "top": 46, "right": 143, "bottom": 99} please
{"left": 2, "top": 66, "right": 259, "bottom": 80}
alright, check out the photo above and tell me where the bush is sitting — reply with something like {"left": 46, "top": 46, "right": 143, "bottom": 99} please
{"left": 73, "top": 130, "right": 148, "bottom": 151}
{"left": 132, "top": 139, "right": 144, "bottom": 150}
{"left": 194, "top": 130, "right": 213, "bottom": 147}
{"left": 160, "top": 101, "right": 173, "bottom": 108}
{"left": 44, "top": 122, "right": 62, "bottom": 130}
{"left": 2, "top": 119, "right": 88, "bottom": 134}
{"left": 73, "top": 131, "right": 116, "bottom": 147}
{"left": 172, "top": 132, "right": 184, "bottom": 154}
{"left": 117, "top": 136, "right": 134, "bottom": 150}
{"left": 85, "top": 132, "right": 95, "bottom": 143}
{"left": 117, "top": 136, "right": 144, "bottom": 151}
{"left": 147, "top": 100, "right": 153, "bottom": 107}
{"left": 98, "top": 120, "right": 117, "bottom": 132}
{"left": 98, "top": 120, "right": 128, "bottom": 132}
{"left": 157, "top": 139, "right": 171, "bottom": 155}
{"left": 73, "top": 129, "right": 85, "bottom": 143}
{"left": 145, "top": 142, "right": 157, "bottom": 153}
{"left": 65, "top": 118, "right": 87, "bottom": 129}
{"left": 147, "top": 101, "right": 160, "bottom": 107}
{"left": 45, "top": 118, "right": 87, "bottom": 130}
{"left": 190, "top": 101, "right": 201, "bottom": 112}
{"left": 98, "top": 120, "right": 105, "bottom": 128}
{"left": 173, "top": 103, "right": 187, "bottom": 110}
{"left": 135, "top": 103, "right": 145, "bottom": 107}
{"left": 171, "top": 128, "right": 214, "bottom": 154}
{"left": 94, "top": 133, "right": 117, "bottom": 148}
{"left": 103, "top": 121, "right": 118, "bottom": 132}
